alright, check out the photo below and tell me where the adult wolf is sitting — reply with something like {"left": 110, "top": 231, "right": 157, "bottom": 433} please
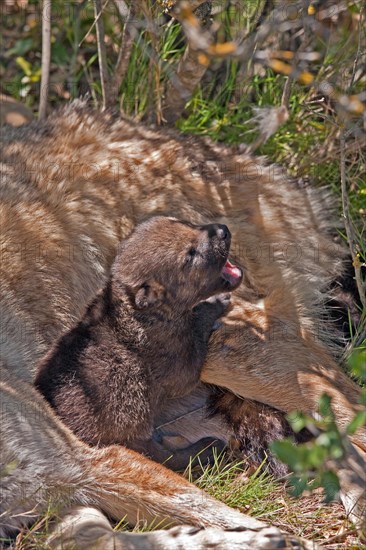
{"left": 1, "top": 101, "right": 365, "bottom": 545}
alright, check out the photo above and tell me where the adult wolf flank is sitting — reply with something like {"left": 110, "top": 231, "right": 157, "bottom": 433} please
{"left": 1, "top": 101, "right": 365, "bottom": 547}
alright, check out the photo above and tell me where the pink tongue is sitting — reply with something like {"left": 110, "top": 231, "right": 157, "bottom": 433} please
{"left": 223, "top": 260, "right": 242, "bottom": 279}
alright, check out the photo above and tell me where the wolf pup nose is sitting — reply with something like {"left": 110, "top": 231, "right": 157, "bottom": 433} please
{"left": 35, "top": 216, "right": 241, "bottom": 463}
{"left": 215, "top": 224, "right": 229, "bottom": 241}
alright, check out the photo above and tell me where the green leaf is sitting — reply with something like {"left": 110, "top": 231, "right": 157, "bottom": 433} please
{"left": 347, "top": 410, "right": 366, "bottom": 435}
{"left": 318, "top": 393, "right": 333, "bottom": 419}
{"left": 270, "top": 440, "right": 303, "bottom": 471}
{"left": 347, "top": 349, "right": 366, "bottom": 382}
{"left": 16, "top": 56, "right": 32, "bottom": 77}
{"left": 329, "top": 444, "right": 345, "bottom": 460}
{"left": 289, "top": 475, "right": 309, "bottom": 497}
{"left": 7, "top": 38, "right": 34, "bottom": 57}
{"left": 52, "top": 42, "right": 69, "bottom": 65}
{"left": 320, "top": 470, "right": 340, "bottom": 502}
{"left": 307, "top": 444, "right": 327, "bottom": 467}
{"left": 287, "top": 411, "right": 308, "bottom": 432}
{"left": 316, "top": 433, "right": 332, "bottom": 447}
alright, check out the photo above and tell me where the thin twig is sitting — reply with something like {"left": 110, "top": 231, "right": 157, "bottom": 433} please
{"left": 109, "top": 1, "right": 138, "bottom": 109}
{"left": 252, "top": 0, "right": 274, "bottom": 32}
{"left": 39, "top": 0, "right": 51, "bottom": 120}
{"left": 281, "top": 75, "right": 293, "bottom": 109}
{"left": 79, "top": 0, "right": 110, "bottom": 47}
{"left": 68, "top": 1, "right": 87, "bottom": 99}
{"left": 93, "top": 0, "right": 112, "bottom": 109}
{"left": 340, "top": 132, "right": 366, "bottom": 310}
{"left": 155, "top": 406, "right": 206, "bottom": 430}
{"left": 348, "top": 1, "right": 364, "bottom": 90}
{"left": 139, "top": 0, "right": 165, "bottom": 123}
{"left": 324, "top": 527, "right": 358, "bottom": 544}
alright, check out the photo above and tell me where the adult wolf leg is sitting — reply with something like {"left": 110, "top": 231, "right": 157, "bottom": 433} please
{"left": 1, "top": 104, "right": 364, "bottom": 535}
{"left": 2, "top": 366, "right": 321, "bottom": 546}
{"left": 0, "top": 366, "right": 261, "bottom": 538}
{"left": 46, "top": 507, "right": 318, "bottom": 550}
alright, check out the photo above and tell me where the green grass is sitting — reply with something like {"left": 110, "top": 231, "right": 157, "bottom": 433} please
{"left": 5, "top": 454, "right": 360, "bottom": 549}
{"left": 1, "top": 1, "right": 365, "bottom": 548}
{"left": 187, "top": 451, "right": 283, "bottom": 518}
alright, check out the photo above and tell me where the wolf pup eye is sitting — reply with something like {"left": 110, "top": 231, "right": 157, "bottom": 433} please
{"left": 183, "top": 247, "right": 197, "bottom": 268}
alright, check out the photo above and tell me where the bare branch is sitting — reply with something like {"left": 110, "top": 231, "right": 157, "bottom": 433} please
{"left": 162, "top": 45, "right": 208, "bottom": 124}
{"left": 39, "top": 0, "right": 52, "bottom": 120}
{"left": 340, "top": 132, "right": 366, "bottom": 310}
{"left": 161, "top": 2, "right": 213, "bottom": 123}
{"left": 175, "top": 1, "right": 303, "bottom": 59}
{"left": 109, "top": 1, "right": 138, "bottom": 109}
{"left": 94, "top": 0, "right": 112, "bottom": 109}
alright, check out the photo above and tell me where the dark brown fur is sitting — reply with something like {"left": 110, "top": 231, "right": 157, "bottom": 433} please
{"left": 209, "top": 390, "right": 313, "bottom": 476}
{"left": 35, "top": 217, "right": 241, "bottom": 455}
{"left": 2, "top": 103, "right": 365, "bottom": 537}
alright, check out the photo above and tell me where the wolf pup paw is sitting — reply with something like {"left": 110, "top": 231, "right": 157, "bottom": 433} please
{"left": 205, "top": 292, "right": 231, "bottom": 317}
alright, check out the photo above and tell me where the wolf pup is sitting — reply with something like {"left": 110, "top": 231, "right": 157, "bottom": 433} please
{"left": 35, "top": 216, "right": 243, "bottom": 459}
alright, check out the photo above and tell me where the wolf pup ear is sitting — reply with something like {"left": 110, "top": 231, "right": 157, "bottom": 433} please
{"left": 134, "top": 281, "right": 166, "bottom": 310}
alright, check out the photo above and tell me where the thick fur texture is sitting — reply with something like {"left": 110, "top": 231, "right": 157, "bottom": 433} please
{"left": 35, "top": 217, "right": 239, "bottom": 452}
{"left": 1, "top": 102, "right": 365, "bottom": 538}
{"left": 0, "top": 365, "right": 266, "bottom": 536}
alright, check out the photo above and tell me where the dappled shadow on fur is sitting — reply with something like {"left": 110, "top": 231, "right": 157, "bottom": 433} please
{"left": 1, "top": 102, "right": 365, "bottom": 538}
